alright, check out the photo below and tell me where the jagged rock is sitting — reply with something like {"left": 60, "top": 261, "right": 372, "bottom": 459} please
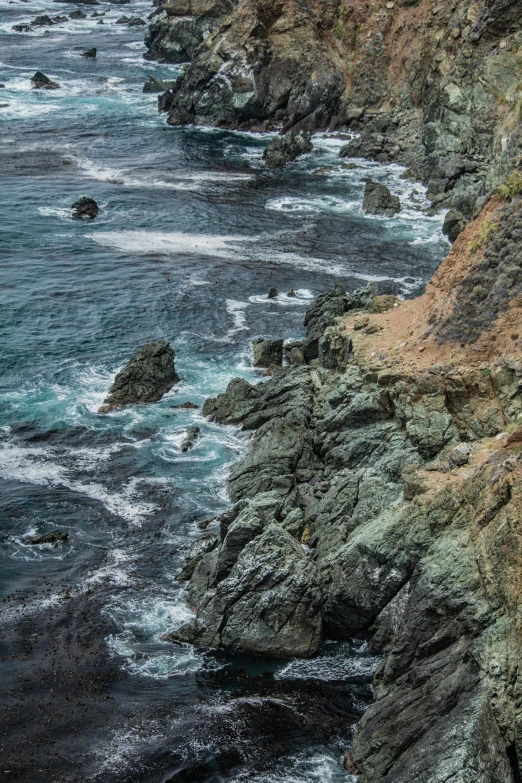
{"left": 98, "top": 339, "right": 179, "bottom": 413}
{"left": 69, "top": 9, "right": 86, "bottom": 18}
{"left": 71, "top": 196, "right": 98, "bottom": 219}
{"left": 170, "top": 524, "right": 322, "bottom": 658}
{"left": 252, "top": 338, "right": 283, "bottom": 368}
{"left": 263, "top": 130, "right": 313, "bottom": 168}
{"left": 170, "top": 401, "right": 199, "bottom": 409}
{"left": 181, "top": 425, "right": 200, "bottom": 452}
{"left": 81, "top": 47, "right": 96, "bottom": 58}
{"left": 362, "top": 180, "right": 401, "bottom": 217}
{"left": 145, "top": 0, "right": 236, "bottom": 64}
{"left": 284, "top": 340, "right": 305, "bottom": 366}
{"left": 159, "top": 0, "right": 344, "bottom": 129}
{"left": 32, "top": 15, "right": 56, "bottom": 26}
{"left": 27, "top": 531, "right": 69, "bottom": 546}
{"left": 287, "top": 289, "right": 296, "bottom": 297}
{"left": 53, "top": 15, "right": 68, "bottom": 22}
{"left": 12, "top": 23, "right": 32, "bottom": 32}
{"left": 267, "top": 286, "right": 279, "bottom": 299}
{"left": 142, "top": 75, "right": 176, "bottom": 93}
{"left": 31, "top": 71, "right": 60, "bottom": 90}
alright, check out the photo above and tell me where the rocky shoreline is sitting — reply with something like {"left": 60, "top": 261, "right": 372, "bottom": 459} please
{"left": 166, "top": 193, "right": 522, "bottom": 781}
{"left": 146, "top": 0, "right": 522, "bottom": 235}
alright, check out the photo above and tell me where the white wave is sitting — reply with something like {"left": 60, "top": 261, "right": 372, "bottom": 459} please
{"left": 0, "top": 441, "right": 156, "bottom": 525}
{"left": 88, "top": 229, "right": 245, "bottom": 256}
{"left": 248, "top": 289, "right": 314, "bottom": 305}
{"left": 265, "top": 195, "right": 359, "bottom": 214}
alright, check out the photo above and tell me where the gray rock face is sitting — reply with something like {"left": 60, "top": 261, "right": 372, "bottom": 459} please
{"left": 252, "top": 338, "right": 283, "bottom": 368}
{"left": 143, "top": 75, "right": 176, "bottom": 93}
{"left": 98, "top": 339, "right": 179, "bottom": 413}
{"left": 174, "top": 523, "right": 323, "bottom": 657}
{"left": 362, "top": 180, "right": 401, "bottom": 217}
{"left": 263, "top": 130, "right": 313, "bottom": 168}
{"left": 158, "top": 0, "right": 344, "bottom": 130}
{"left": 145, "top": 0, "right": 236, "bottom": 64}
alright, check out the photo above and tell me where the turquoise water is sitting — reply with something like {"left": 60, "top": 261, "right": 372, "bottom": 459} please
{"left": 0, "top": 3, "right": 449, "bottom": 779}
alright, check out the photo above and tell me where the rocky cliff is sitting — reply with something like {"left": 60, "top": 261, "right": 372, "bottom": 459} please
{"left": 147, "top": 0, "right": 522, "bottom": 226}
{"left": 169, "top": 193, "right": 522, "bottom": 782}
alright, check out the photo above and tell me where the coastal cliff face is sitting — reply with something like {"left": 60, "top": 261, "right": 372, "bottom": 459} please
{"left": 170, "top": 195, "right": 522, "bottom": 781}
{"left": 147, "top": 0, "right": 522, "bottom": 219}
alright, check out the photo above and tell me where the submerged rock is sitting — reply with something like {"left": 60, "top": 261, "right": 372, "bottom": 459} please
{"left": 81, "top": 47, "right": 96, "bottom": 58}
{"left": 116, "top": 15, "right": 145, "bottom": 25}
{"left": 31, "top": 71, "right": 60, "bottom": 90}
{"left": 32, "top": 15, "right": 56, "bottom": 26}
{"left": 69, "top": 9, "right": 86, "bottom": 18}
{"left": 263, "top": 130, "right": 313, "bottom": 169}
{"left": 27, "top": 531, "right": 69, "bottom": 546}
{"left": 98, "top": 339, "right": 179, "bottom": 413}
{"left": 170, "top": 401, "right": 199, "bottom": 409}
{"left": 71, "top": 196, "right": 98, "bottom": 219}
{"left": 181, "top": 425, "right": 200, "bottom": 452}
{"left": 362, "top": 180, "right": 401, "bottom": 217}
{"left": 267, "top": 286, "right": 279, "bottom": 299}
{"left": 252, "top": 338, "right": 283, "bottom": 369}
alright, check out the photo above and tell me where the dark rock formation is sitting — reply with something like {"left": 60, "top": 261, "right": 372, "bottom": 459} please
{"left": 267, "top": 286, "right": 279, "bottom": 298}
{"left": 27, "top": 531, "right": 69, "bottom": 546}
{"left": 263, "top": 130, "right": 313, "bottom": 168}
{"left": 31, "top": 71, "right": 60, "bottom": 90}
{"left": 81, "top": 47, "right": 96, "bottom": 58}
{"left": 362, "top": 180, "right": 401, "bottom": 217}
{"left": 181, "top": 425, "right": 200, "bottom": 452}
{"left": 252, "top": 338, "right": 283, "bottom": 368}
{"left": 32, "top": 15, "right": 56, "bottom": 26}
{"left": 116, "top": 15, "right": 146, "bottom": 25}
{"left": 53, "top": 0, "right": 100, "bottom": 4}
{"left": 143, "top": 75, "right": 176, "bottom": 93}
{"left": 98, "top": 339, "right": 179, "bottom": 413}
{"left": 170, "top": 401, "right": 199, "bottom": 409}
{"left": 69, "top": 9, "right": 86, "bottom": 18}
{"left": 157, "top": 0, "right": 344, "bottom": 130}
{"left": 71, "top": 196, "right": 98, "bottom": 219}
{"left": 144, "top": 0, "right": 238, "bottom": 64}
{"left": 442, "top": 208, "right": 466, "bottom": 242}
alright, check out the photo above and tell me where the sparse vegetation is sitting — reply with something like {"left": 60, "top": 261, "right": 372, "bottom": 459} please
{"left": 333, "top": 19, "right": 348, "bottom": 44}
{"left": 498, "top": 170, "right": 522, "bottom": 200}
{"left": 469, "top": 219, "right": 497, "bottom": 253}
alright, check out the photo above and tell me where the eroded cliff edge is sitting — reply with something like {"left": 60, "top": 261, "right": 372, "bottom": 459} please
{"left": 170, "top": 193, "right": 522, "bottom": 782}
{"left": 148, "top": 0, "right": 522, "bottom": 225}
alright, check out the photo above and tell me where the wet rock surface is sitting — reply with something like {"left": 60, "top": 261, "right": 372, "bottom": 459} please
{"left": 263, "top": 130, "right": 313, "bottom": 168}
{"left": 71, "top": 195, "right": 98, "bottom": 218}
{"left": 252, "top": 337, "right": 283, "bottom": 368}
{"left": 98, "top": 338, "right": 179, "bottom": 413}
{"left": 362, "top": 180, "right": 401, "bottom": 217}
{"left": 31, "top": 71, "right": 60, "bottom": 89}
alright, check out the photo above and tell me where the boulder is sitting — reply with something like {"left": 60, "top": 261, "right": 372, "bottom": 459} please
{"left": 81, "top": 47, "right": 96, "bottom": 58}
{"left": 263, "top": 130, "right": 313, "bottom": 169}
{"left": 449, "top": 442, "right": 472, "bottom": 466}
{"left": 442, "top": 208, "right": 466, "bottom": 242}
{"left": 71, "top": 196, "right": 98, "bottom": 219}
{"left": 181, "top": 425, "right": 200, "bottom": 452}
{"left": 69, "top": 9, "right": 87, "bottom": 18}
{"left": 371, "top": 294, "right": 399, "bottom": 313}
{"left": 362, "top": 180, "right": 401, "bottom": 217}
{"left": 98, "top": 339, "right": 179, "bottom": 413}
{"left": 31, "top": 71, "right": 60, "bottom": 90}
{"left": 12, "top": 23, "right": 32, "bottom": 32}
{"left": 27, "top": 531, "right": 69, "bottom": 546}
{"left": 252, "top": 338, "right": 283, "bottom": 368}
{"left": 267, "top": 286, "right": 279, "bottom": 298}
{"left": 170, "top": 401, "right": 198, "bottom": 409}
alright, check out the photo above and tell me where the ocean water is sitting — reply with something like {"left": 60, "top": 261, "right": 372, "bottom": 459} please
{"left": 0, "top": 3, "right": 449, "bottom": 780}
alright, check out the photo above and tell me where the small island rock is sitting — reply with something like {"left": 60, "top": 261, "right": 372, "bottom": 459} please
{"left": 71, "top": 196, "right": 99, "bottom": 219}
{"left": 362, "top": 180, "right": 401, "bottom": 217}
{"left": 98, "top": 339, "right": 179, "bottom": 413}
{"left": 31, "top": 71, "right": 60, "bottom": 89}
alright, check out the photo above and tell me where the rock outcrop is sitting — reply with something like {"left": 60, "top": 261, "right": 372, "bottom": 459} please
{"left": 171, "top": 196, "right": 522, "bottom": 780}
{"left": 144, "top": 0, "right": 237, "bottom": 64}
{"left": 263, "top": 129, "right": 313, "bottom": 168}
{"left": 98, "top": 339, "right": 179, "bottom": 413}
{"left": 362, "top": 180, "right": 401, "bottom": 217}
{"left": 252, "top": 337, "right": 283, "bottom": 368}
{"left": 71, "top": 196, "right": 98, "bottom": 219}
{"left": 31, "top": 72, "right": 60, "bottom": 90}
